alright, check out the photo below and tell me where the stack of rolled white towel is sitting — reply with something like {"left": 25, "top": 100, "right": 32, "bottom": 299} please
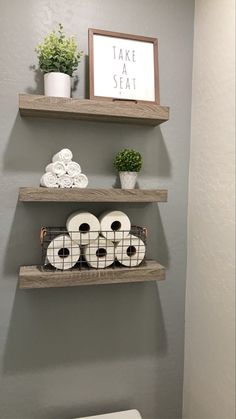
{"left": 46, "top": 210, "right": 146, "bottom": 270}
{"left": 40, "top": 148, "right": 88, "bottom": 189}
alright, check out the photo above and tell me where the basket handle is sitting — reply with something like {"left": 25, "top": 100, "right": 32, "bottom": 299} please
{"left": 40, "top": 227, "right": 47, "bottom": 245}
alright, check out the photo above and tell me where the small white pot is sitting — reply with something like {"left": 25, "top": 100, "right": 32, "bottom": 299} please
{"left": 119, "top": 171, "right": 138, "bottom": 189}
{"left": 44, "top": 72, "right": 71, "bottom": 98}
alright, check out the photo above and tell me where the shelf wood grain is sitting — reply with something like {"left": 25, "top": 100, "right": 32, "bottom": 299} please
{"left": 19, "top": 94, "right": 169, "bottom": 126}
{"left": 19, "top": 260, "right": 165, "bottom": 289}
{"left": 19, "top": 187, "right": 168, "bottom": 203}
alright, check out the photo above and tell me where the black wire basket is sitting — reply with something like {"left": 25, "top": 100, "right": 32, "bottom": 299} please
{"left": 40, "top": 226, "right": 147, "bottom": 271}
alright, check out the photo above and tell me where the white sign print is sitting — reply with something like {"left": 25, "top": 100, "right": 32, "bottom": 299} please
{"left": 91, "top": 32, "right": 159, "bottom": 102}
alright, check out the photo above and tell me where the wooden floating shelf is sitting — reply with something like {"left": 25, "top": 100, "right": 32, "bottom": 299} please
{"left": 19, "top": 260, "right": 165, "bottom": 289}
{"left": 19, "top": 187, "right": 168, "bottom": 203}
{"left": 19, "top": 94, "right": 169, "bottom": 126}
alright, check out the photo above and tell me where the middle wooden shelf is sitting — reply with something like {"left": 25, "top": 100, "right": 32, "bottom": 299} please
{"left": 19, "top": 187, "right": 168, "bottom": 203}
{"left": 19, "top": 260, "right": 165, "bottom": 289}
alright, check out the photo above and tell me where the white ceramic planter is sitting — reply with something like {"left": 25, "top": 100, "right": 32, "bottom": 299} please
{"left": 44, "top": 72, "right": 71, "bottom": 98}
{"left": 119, "top": 171, "right": 138, "bottom": 189}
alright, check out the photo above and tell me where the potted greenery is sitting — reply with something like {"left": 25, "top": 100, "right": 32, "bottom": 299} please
{"left": 35, "top": 23, "right": 83, "bottom": 98}
{"left": 113, "top": 148, "right": 143, "bottom": 189}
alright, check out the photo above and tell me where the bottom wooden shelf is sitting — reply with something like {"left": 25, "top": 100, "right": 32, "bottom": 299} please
{"left": 19, "top": 260, "right": 165, "bottom": 289}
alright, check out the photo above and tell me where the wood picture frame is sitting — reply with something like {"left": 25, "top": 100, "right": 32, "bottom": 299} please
{"left": 88, "top": 28, "right": 160, "bottom": 104}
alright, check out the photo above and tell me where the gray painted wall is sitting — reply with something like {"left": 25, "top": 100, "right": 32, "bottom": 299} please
{"left": 0, "top": 1, "right": 194, "bottom": 418}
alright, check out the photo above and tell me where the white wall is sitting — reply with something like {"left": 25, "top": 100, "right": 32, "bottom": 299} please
{"left": 183, "top": 0, "right": 235, "bottom": 418}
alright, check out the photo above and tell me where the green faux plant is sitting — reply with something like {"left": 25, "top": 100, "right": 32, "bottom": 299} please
{"left": 113, "top": 149, "right": 143, "bottom": 172}
{"left": 35, "top": 23, "right": 83, "bottom": 76}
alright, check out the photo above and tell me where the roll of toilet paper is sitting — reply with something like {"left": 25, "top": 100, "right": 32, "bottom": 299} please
{"left": 83, "top": 237, "right": 115, "bottom": 268}
{"left": 99, "top": 210, "right": 131, "bottom": 242}
{"left": 46, "top": 234, "right": 80, "bottom": 270}
{"left": 66, "top": 211, "right": 100, "bottom": 245}
{"left": 115, "top": 234, "right": 146, "bottom": 267}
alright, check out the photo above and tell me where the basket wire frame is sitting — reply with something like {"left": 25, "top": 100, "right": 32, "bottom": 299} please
{"left": 40, "top": 226, "right": 147, "bottom": 271}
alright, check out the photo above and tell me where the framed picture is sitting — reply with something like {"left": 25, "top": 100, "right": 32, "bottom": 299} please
{"left": 88, "top": 28, "right": 160, "bottom": 104}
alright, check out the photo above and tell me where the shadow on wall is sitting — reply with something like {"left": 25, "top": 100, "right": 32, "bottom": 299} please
{"left": 145, "top": 204, "right": 169, "bottom": 268}
{"left": 3, "top": 114, "right": 171, "bottom": 178}
{"left": 26, "top": 66, "right": 44, "bottom": 95}
{"left": 3, "top": 281, "right": 167, "bottom": 374}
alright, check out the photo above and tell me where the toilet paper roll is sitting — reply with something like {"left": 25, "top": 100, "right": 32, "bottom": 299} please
{"left": 66, "top": 211, "right": 100, "bottom": 245}
{"left": 83, "top": 237, "right": 115, "bottom": 268}
{"left": 46, "top": 234, "right": 80, "bottom": 270}
{"left": 115, "top": 234, "right": 146, "bottom": 267}
{"left": 99, "top": 210, "right": 131, "bottom": 242}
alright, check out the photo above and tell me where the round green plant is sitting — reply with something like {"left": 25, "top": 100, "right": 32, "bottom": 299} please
{"left": 113, "top": 149, "right": 143, "bottom": 172}
{"left": 35, "top": 23, "right": 83, "bottom": 76}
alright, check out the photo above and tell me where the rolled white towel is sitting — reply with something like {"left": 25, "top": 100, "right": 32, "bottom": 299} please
{"left": 40, "top": 172, "right": 59, "bottom": 188}
{"left": 58, "top": 174, "right": 74, "bottom": 188}
{"left": 52, "top": 148, "right": 73, "bottom": 164}
{"left": 46, "top": 161, "right": 66, "bottom": 177}
{"left": 72, "top": 173, "right": 88, "bottom": 188}
{"left": 66, "top": 161, "right": 81, "bottom": 177}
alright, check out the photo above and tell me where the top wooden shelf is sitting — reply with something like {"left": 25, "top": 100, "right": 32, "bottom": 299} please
{"left": 19, "top": 94, "right": 169, "bottom": 126}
